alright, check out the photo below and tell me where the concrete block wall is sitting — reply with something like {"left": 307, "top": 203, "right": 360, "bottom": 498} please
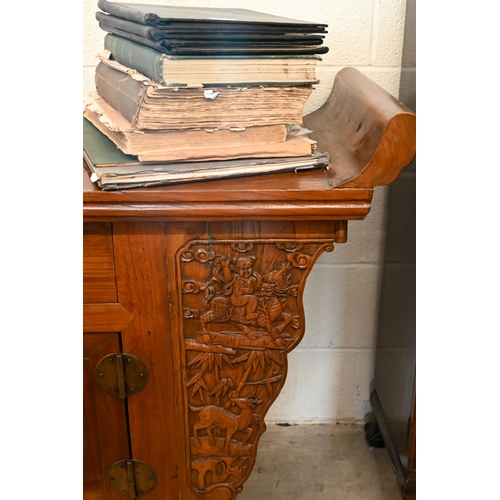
{"left": 83, "top": 0, "right": 408, "bottom": 423}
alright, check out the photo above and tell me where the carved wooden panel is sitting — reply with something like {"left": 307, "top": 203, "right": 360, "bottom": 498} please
{"left": 177, "top": 238, "right": 333, "bottom": 499}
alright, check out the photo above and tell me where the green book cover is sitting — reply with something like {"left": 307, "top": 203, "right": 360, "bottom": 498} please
{"left": 103, "top": 33, "right": 320, "bottom": 87}
{"left": 104, "top": 33, "right": 166, "bottom": 85}
{"left": 83, "top": 116, "right": 141, "bottom": 167}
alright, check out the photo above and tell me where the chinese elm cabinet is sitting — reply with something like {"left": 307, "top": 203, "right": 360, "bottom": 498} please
{"left": 83, "top": 67, "right": 416, "bottom": 500}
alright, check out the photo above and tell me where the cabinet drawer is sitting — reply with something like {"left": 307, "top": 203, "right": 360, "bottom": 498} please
{"left": 83, "top": 223, "right": 117, "bottom": 304}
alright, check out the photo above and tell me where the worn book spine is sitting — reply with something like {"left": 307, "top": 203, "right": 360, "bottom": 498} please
{"left": 94, "top": 58, "right": 312, "bottom": 130}
{"left": 104, "top": 33, "right": 166, "bottom": 85}
{"left": 85, "top": 91, "right": 289, "bottom": 148}
{"left": 94, "top": 62, "right": 144, "bottom": 125}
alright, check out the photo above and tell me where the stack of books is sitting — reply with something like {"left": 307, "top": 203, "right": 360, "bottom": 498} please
{"left": 83, "top": 1, "right": 330, "bottom": 190}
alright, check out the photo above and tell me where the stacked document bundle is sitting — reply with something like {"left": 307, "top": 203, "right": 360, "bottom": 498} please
{"left": 83, "top": 0, "right": 330, "bottom": 190}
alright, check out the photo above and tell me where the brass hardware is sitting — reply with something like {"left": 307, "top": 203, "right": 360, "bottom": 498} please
{"left": 107, "top": 459, "right": 156, "bottom": 499}
{"left": 95, "top": 353, "right": 148, "bottom": 399}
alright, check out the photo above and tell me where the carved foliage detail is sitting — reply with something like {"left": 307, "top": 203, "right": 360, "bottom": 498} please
{"left": 178, "top": 240, "right": 330, "bottom": 498}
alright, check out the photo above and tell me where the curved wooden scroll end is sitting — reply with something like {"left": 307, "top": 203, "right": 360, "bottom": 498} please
{"left": 303, "top": 67, "right": 416, "bottom": 189}
{"left": 340, "top": 111, "right": 416, "bottom": 188}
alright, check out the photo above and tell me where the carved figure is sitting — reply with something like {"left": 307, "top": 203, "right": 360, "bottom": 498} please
{"left": 221, "top": 256, "right": 262, "bottom": 321}
{"left": 191, "top": 393, "right": 262, "bottom": 454}
{"left": 199, "top": 256, "right": 294, "bottom": 348}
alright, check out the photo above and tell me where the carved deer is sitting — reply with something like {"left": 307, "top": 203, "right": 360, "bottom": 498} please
{"left": 191, "top": 393, "right": 262, "bottom": 455}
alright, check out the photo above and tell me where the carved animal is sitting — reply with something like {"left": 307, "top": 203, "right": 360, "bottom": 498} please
{"left": 191, "top": 395, "right": 262, "bottom": 454}
{"left": 256, "top": 262, "right": 293, "bottom": 341}
{"left": 191, "top": 456, "right": 249, "bottom": 491}
{"left": 200, "top": 296, "right": 233, "bottom": 335}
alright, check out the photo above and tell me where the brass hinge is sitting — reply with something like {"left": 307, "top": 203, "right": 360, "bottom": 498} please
{"left": 107, "top": 459, "right": 156, "bottom": 499}
{"left": 95, "top": 353, "right": 149, "bottom": 399}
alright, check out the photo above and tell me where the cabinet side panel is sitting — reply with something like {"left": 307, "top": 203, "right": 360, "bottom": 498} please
{"left": 113, "top": 222, "right": 182, "bottom": 500}
{"left": 164, "top": 221, "right": 336, "bottom": 499}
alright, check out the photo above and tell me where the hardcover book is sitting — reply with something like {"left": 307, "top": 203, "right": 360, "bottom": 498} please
{"left": 94, "top": 58, "right": 313, "bottom": 130}
{"left": 83, "top": 118, "right": 329, "bottom": 190}
{"left": 96, "top": 1, "right": 329, "bottom": 56}
{"left": 102, "top": 33, "right": 320, "bottom": 86}
{"left": 96, "top": 12, "right": 327, "bottom": 56}
{"left": 97, "top": 13, "right": 326, "bottom": 44}
{"left": 97, "top": 1, "right": 327, "bottom": 31}
{"left": 84, "top": 93, "right": 315, "bottom": 162}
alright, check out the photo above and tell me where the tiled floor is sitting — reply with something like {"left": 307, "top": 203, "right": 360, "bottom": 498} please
{"left": 239, "top": 423, "right": 401, "bottom": 500}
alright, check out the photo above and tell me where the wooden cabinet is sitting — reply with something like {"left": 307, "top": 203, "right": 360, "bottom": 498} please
{"left": 82, "top": 213, "right": 348, "bottom": 499}
{"left": 83, "top": 67, "right": 416, "bottom": 500}
{"left": 370, "top": 2, "right": 416, "bottom": 498}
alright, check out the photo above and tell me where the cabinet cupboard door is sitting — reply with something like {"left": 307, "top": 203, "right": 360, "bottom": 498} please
{"left": 84, "top": 333, "right": 130, "bottom": 500}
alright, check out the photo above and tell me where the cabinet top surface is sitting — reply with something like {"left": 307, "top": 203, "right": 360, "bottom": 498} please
{"left": 83, "top": 162, "right": 371, "bottom": 203}
{"left": 83, "top": 162, "right": 373, "bottom": 222}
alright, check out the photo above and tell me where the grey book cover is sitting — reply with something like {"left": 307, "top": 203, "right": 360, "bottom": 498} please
{"left": 97, "top": 1, "right": 327, "bottom": 31}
